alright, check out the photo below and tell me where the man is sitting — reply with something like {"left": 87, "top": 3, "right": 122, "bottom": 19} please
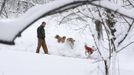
{"left": 36, "top": 21, "right": 48, "bottom": 54}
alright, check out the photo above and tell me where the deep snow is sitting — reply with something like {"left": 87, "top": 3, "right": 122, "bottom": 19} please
{"left": 0, "top": 0, "right": 134, "bottom": 74}
{"left": 0, "top": 18, "right": 134, "bottom": 75}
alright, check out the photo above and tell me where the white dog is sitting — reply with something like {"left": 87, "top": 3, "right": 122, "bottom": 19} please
{"left": 66, "top": 38, "right": 75, "bottom": 49}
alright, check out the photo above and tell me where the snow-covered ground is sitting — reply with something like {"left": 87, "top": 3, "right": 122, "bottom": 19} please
{"left": 0, "top": 18, "right": 95, "bottom": 75}
{"left": 0, "top": 0, "right": 134, "bottom": 75}
{"left": 0, "top": 50, "right": 98, "bottom": 75}
{"left": 0, "top": 18, "right": 134, "bottom": 75}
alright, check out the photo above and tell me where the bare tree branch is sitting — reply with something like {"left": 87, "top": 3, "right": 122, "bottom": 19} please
{"left": 127, "top": 0, "right": 134, "bottom": 8}
{"left": 0, "top": 0, "right": 7, "bottom": 16}
{"left": 117, "top": 41, "right": 134, "bottom": 53}
{"left": 118, "top": 17, "right": 134, "bottom": 46}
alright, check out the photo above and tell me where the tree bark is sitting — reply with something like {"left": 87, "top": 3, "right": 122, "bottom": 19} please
{"left": 0, "top": 0, "right": 7, "bottom": 16}
{"left": 104, "top": 60, "right": 109, "bottom": 75}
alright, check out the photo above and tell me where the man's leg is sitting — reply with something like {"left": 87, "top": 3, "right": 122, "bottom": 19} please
{"left": 42, "top": 39, "right": 48, "bottom": 54}
{"left": 36, "top": 39, "right": 42, "bottom": 53}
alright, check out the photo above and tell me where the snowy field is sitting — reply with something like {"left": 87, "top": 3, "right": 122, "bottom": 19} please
{"left": 0, "top": 0, "right": 134, "bottom": 75}
{"left": 0, "top": 18, "right": 134, "bottom": 75}
{"left": 0, "top": 50, "right": 98, "bottom": 75}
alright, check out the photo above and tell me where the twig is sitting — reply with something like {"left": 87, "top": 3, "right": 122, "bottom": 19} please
{"left": 127, "top": 0, "right": 134, "bottom": 8}
{"left": 0, "top": 0, "right": 7, "bottom": 16}
{"left": 117, "top": 41, "right": 134, "bottom": 53}
{"left": 118, "top": 17, "right": 134, "bottom": 46}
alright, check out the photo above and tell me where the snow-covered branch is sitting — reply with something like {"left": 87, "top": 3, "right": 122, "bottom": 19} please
{"left": 91, "top": 0, "right": 134, "bottom": 19}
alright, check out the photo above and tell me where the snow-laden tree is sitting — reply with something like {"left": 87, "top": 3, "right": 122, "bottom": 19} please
{"left": 0, "top": 0, "right": 59, "bottom": 18}
{"left": 0, "top": 0, "right": 43, "bottom": 18}
{"left": 53, "top": 1, "right": 134, "bottom": 75}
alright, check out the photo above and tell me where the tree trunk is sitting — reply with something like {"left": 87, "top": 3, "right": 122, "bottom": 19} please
{"left": 0, "top": 0, "right": 7, "bottom": 16}
{"left": 104, "top": 60, "right": 109, "bottom": 75}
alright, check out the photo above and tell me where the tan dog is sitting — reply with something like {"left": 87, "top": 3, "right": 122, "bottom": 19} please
{"left": 66, "top": 38, "right": 75, "bottom": 49}
{"left": 55, "top": 35, "right": 66, "bottom": 43}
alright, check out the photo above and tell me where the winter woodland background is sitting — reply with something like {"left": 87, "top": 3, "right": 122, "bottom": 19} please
{"left": 0, "top": 0, "right": 134, "bottom": 75}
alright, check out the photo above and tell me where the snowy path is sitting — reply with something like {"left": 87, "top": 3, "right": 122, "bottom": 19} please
{"left": 0, "top": 50, "right": 97, "bottom": 75}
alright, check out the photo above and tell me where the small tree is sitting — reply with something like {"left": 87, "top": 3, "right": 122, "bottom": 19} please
{"left": 57, "top": 2, "right": 134, "bottom": 75}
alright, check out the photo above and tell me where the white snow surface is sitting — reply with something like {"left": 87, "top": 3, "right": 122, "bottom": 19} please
{"left": 0, "top": 0, "right": 134, "bottom": 75}
{"left": 0, "top": 50, "right": 97, "bottom": 75}
{"left": 0, "top": 18, "right": 134, "bottom": 75}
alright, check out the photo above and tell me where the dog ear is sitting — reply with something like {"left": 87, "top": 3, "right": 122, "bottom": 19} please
{"left": 54, "top": 34, "right": 61, "bottom": 43}
{"left": 63, "top": 36, "right": 66, "bottom": 39}
{"left": 55, "top": 34, "right": 59, "bottom": 38}
{"left": 70, "top": 38, "right": 75, "bottom": 42}
{"left": 60, "top": 36, "right": 66, "bottom": 43}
